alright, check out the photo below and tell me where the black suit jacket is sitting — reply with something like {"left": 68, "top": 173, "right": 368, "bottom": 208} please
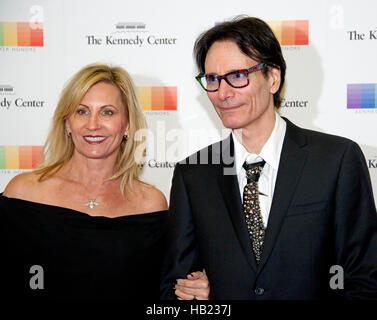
{"left": 160, "top": 118, "right": 377, "bottom": 300}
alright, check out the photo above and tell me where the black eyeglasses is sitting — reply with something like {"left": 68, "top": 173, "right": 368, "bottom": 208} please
{"left": 195, "top": 62, "right": 267, "bottom": 92}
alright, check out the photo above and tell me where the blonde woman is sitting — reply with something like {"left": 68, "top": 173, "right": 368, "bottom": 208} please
{"left": 1, "top": 63, "right": 209, "bottom": 300}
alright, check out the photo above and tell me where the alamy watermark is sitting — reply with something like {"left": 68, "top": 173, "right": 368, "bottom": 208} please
{"left": 25, "top": 264, "right": 344, "bottom": 291}
{"left": 329, "top": 265, "right": 344, "bottom": 290}
{"left": 29, "top": 5, "right": 44, "bottom": 29}
{"left": 29, "top": 265, "right": 44, "bottom": 290}
{"left": 132, "top": 123, "right": 237, "bottom": 174}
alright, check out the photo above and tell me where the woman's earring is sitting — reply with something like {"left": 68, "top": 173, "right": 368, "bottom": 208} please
{"left": 124, "top": 134, "right": 128, "bottom": 141}
{"left": 67, "top": 130, "right": 71, "bottom": 137}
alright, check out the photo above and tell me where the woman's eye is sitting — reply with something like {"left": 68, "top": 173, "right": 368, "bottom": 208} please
{"left": 76, "top": 109, "right": 88, "bottom": 115}
{"left": 102, "top": 109, "right": 114, "bottom": 116}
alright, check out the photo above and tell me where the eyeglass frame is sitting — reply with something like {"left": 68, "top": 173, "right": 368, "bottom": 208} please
{"left": 195, "top": 62, "right": 268, "bottom": 92}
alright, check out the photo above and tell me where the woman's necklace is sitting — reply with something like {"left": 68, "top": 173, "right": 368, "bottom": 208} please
{"left": 64, "top": 162, "right": 111, "bottom": 210}
{"left": 85, "top": 199, "right": 99, "bottom": 209}
{"left": 83, "top": 181, "right": 108, "bottom": 209}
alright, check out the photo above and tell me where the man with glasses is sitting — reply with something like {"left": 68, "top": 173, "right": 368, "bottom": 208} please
{"left": 161, "top": 16, "right": 377, "bottom": 300}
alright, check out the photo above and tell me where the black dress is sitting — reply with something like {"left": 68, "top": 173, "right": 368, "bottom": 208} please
{"left": 0, "top": 194, "right": 168, "bottom": 300}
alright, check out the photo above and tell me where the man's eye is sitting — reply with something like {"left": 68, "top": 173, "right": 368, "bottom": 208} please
{"left": 234, "top": 71, "right": 246, "bottom": 79}
{"left": 206, "top": 75, "right": 218, "bottom": 83}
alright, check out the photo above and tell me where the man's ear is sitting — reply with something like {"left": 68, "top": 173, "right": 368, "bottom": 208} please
{"left": 268, "top": 66, "right": 281, "bottom": 95}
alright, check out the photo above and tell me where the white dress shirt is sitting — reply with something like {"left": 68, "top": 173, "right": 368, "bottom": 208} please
{"left": 232, "top": 112, "right": 286, "bottom": 228}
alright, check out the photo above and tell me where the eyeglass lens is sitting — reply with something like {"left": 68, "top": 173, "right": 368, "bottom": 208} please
{"left": 202, "top": 70, "right": 248, "bottom": 91}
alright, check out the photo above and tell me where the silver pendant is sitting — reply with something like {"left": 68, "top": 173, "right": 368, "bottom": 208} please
{"left": 85, "top": 199, "right": 99, "bottom": 209}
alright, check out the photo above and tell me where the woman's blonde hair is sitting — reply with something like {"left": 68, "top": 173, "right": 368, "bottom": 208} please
{"left": 35, "top": 63, "right": 147, "bottom": 195}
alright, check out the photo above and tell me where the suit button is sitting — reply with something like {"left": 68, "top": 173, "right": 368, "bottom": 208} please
{"left": 254, "top": 287, "right": 265, "bottom": 296}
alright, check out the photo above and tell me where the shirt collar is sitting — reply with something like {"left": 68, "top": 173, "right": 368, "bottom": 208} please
{"left": 232, "top": 112, "right": 287, "bottom": 175}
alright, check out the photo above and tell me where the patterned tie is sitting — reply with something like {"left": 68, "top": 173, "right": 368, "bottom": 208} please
{"left": 242, "top": 160, "right": 266, "bottom": 264}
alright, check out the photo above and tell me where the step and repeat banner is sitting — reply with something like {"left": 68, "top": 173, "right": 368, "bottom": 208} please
{"left": 0, "top": 0, "right": 376, "bottom": 205}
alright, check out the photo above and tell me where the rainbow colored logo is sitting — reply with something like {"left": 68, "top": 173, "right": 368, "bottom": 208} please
{"left": 347, "top": 84, "right": 377, "bottom": 109}
{"left": 0, "top": 146, "right": 43, "bottom": 169}
{"left": 0, "top": 22, "right": 43, "bottom": 47}
{"left": 268, "top": 20, "right": 309, "bottom": 46}
{"left": 137, "top": 86, "right": 177, "bottom": 111}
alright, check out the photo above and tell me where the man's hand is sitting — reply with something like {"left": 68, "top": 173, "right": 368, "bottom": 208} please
{"left": 175, "top": 270, "right": 210, "bottom": 300}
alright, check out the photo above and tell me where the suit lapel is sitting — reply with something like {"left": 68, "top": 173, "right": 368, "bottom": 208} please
{"left": 257, "top": 118, "right": 308, "bottom": 272}
{"left": 218, "top": 135, "right": 258, "bottom": 272}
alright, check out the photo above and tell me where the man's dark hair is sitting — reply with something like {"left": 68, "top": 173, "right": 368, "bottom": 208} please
{"left": 194, "top": 16, "right": 286, "bottom": 108}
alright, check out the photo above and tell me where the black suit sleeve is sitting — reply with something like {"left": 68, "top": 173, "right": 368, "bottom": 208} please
{"left": 334, "top": 141, "right": 377, "bottom": 299}
{"left": 160, "top": 163, "right": 202, "bottom": 300}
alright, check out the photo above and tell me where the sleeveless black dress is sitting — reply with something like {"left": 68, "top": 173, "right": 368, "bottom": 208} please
{"left": 0, "top": 194, "right": 168, "bottom": 300}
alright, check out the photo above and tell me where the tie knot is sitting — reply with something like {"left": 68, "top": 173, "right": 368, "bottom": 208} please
{"left": 243, "top": 160, "right": 265, "bottom": 182}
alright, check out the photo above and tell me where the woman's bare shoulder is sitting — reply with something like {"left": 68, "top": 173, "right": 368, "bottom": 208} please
{"left": 2, "top": 171, "right": 41, "bottom": 199}
{"left": 132, "top": 180, "right": 168, "bottom": 213}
